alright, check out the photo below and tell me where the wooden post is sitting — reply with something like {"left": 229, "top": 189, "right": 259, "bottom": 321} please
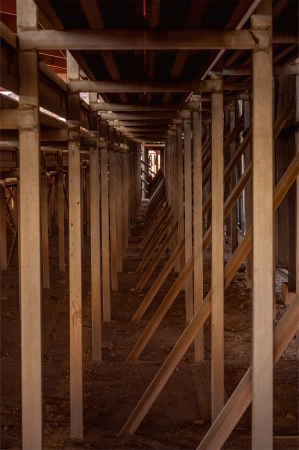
{"left": 121, "top": 149, "right": 127, "bottom": 258}
{"left": 116, "top": 150, "right": 123, "bottom": 272}
{"left": 251, "top": 4, "right": 273, "bottom": 449}
{"left": 86, "top": 165, "right": 91, "bottom": 237}
{"left": 0, "top": 184, "right": 7, "bottom": 270}
{"left": 172, "top": 131, "right": 180, "bottom": 272}
{"left": 13, "top": 182, "right": 19, "bottom": 226}
{"left": 244, "top": 98, "right": 253, "bottom": 288}
{"left": 109, "top": 144, "right": 118, "bottom": 291}
{"left": 193, "top": 111, "right": 204, "bottom": 363}
{"left": 55, "top": 175, "right": 59, "bottom": 228}
{"left": 230, "top": 104, "right": 238, "bottom": 254}
{"left": 81, "top": 166, "right": 84, "bottom": 249}
{"left": 67, "top": 51, "right": 83, "bottom": 439}
{"left": 48, "top": 177, "right": 53, "bottom": 234}
{"left": 41, "top": 154, "right": 50, "bottom": 288}
{"left": 184, "top": 118, "right": 193, "bottom": 323}
{"left": 295, "top": 59, "right": 299, "bottom": 361}
{"left": 124, "top": 145, "right": 130, "bottom": 249}
{"left": 58, "top": 151, "right": 65, "bottom": 271}
{"left": 17, "top": 0, "right": 42, "bottom": 447}
{"left": 177, "top": 124, "right": 185, "bottom": 272}
{"left": 89, "top": 93, "right": 102, "bottom": 362}
{"left": 211, "top": 72, "right": 224, "bottom": 422}
{"left": 101, "top": 121, "right": 111, "bottom": 321}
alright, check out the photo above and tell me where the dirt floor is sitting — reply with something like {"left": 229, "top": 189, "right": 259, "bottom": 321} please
{"left": 1, "top": 203, "right": 298, "bottom": 450}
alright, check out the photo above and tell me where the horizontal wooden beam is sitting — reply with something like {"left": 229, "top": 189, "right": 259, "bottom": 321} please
{"left": 19, "top": 29, "right": 269, "bottom": 51}
{"left": 106, "top": 120, "right": 182, "bottom": 126}
{"left": 69, "top": 79, "right": 221, "bottom": 94}
{"left": 119, "top": 127, "right": 170, "bottom": 132}
{"left": 0, "top": 108, "right": 38, "bottom": 130}
{"left": 100, "top": 112, "right": 190, "bottom": 120}
{"left": 221, "top": 65, "right": 299, "bottom": 76}
{"left": 90, "top": 102, "right": 202, "bottom": 112}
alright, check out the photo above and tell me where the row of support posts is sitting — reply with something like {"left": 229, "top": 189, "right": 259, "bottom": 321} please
{"left": 6, "top": 2, "right": 141, "bottom": 442}
{"left": 1, "top": 1, "right": 298, "bottom": 448}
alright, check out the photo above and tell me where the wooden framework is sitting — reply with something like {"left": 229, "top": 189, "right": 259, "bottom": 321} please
{"left": 0, "top": 1, "right": 298, "bottom": 449}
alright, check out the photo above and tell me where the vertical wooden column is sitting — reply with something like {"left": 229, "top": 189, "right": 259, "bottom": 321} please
{"left": 55, "top": 175, "right": 59, "bottom": 227}
{"left": 230, "top": 104, "right": 238, "bottom": 253}
{"left": 172, "top": 130, "right": 179, "bottom": 272}
{"left": 165, "top": 139, "right": 170, "bottom": 204}
{"left": 130, "top": 146, "right": 134, "bottom": 219}
{"left": 121, "top": 147, "right": 127, "bottom": 258}
{"left": 89, "top": 93, "right": 101, "bottom": 362}
{"left": 124, "top": 144, "right": 130, "bottom": 247}
{"left": 100, "top": 120, "right": 111, "bottom": 321}
{"left": 251, "top": 4, "right": 273, "bottom": 449}
{"left": 67, "top": 51, "right": 83, "bottom": 439}
{"left": 211, "top": 73, "right": 224, "bottom": 422}
{"left": 193, "top": 110, "right": 204, "bottom": 362}
{"left": 116, "top": 150, "right": 123, "bottom": 272}
{"left": 176, "top": 123, "right": 185, "bottom": 272}
{"left": 296, "top": 59, "right": 299, "bottom": 361}
{"left": 0, "top": 183, "right": 7, "bottom": 270}
{"left": 109, "top": 139, "right": 118, "bottom": 292}
{"left": 48, "top": 177, "right": 53, "bottom": 234}
{"left": 58, "top": 151, "right": 65, "bottom": 271}
{"left": 64, "top": 172, "right": 69, "bottom": 222}
{"left": 13, "top": 183, "right": 19, "bottom": 226}
{"left": 86, "top": 165, "right": 91, "bottom": 237}
{"left": 136, "top": 144, "right": 141, "bottom": 214}
{"left": 184, "top": 117, "right": 193, "bottom": 323}
{"left": 41, "top": 153, "right": 50, "bottom": 288}
{"left": 244, "top": 98, "right": 253, "bottom": 288}
{"left": 81, "top": 167, "right": 84, "bottom": 249}
{"left": 17, "top": 0, "right": 42, "bottom": 447}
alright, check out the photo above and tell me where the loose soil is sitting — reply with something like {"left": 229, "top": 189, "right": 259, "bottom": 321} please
{"left": 1, "top": 204, "right": 298, "bottom": 450}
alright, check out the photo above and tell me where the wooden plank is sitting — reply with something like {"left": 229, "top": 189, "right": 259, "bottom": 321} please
{"left": 109, "top": 149, "right": 118, "bottom": 291}
{"left": 86, "top": 165, "right": 91, "bottom": 237}
{"left": 296, "top": 59, "right": 299, "bottom": 361}
{"left": 176, "top": 124, "right": 185, "bottom": 272}
{"left": 17, "top": 0, "right": 43, "bottom": 447}
{"left": 41, "top": 172, "right": 50, "bottom": 288}
{"left": 124, "top": 148, "right": 130, "bottom": 250}
{"left": 193, "top": 111, "right": 204, "bottom": 362}
{"left": 101, "top": 112, "right": 190, "bottom": 120}
{"left": 171, "top": 132, "right": 179, "bottom": 272}
{"left": 20, "top": 29, "right": 267, "bottom": 51}
{"left": 244, "top": 98, "right": 253, "bottom": 289}
{"left": 211, "top": 75, "right": 224, "bottom": 421}
{"left": 229, "top": 105, "right": 238, "bottom": 255}
{"left": 184, "top": 118, "right": 193, "bottom": 322}
{"left": 90, "top": 146, "right": 101, "bottom": 361}
{"left": 121, "top": 151, "right": 127, "bottom": 258}
{"left": 67, "top": 51, "right": 83, "bottom": 440}
{"left": 58, "top": 152, "right": 65, "bottom": 271}
{"left": 89, "top": 92, "right": 102, "bottom": 362}
{"left": 0, "top": 184, "right": 7, "bottom": 270}
{"left": 101, "top": 143, "right": 111, "bottom": 321}
{"left": 251, "top": 5, "right": 273, "bottom": 449}
{"left": 70, "top": 80, "right": 221, "bottom": 94}
{"left": 115, "top": 151, "right": 123, "bottom": 272}
{"left": 91, "top": 102, "right": 201, "bottom": 112}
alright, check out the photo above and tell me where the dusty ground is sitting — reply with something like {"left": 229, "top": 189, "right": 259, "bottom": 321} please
{"left": 1, "top": 204, "right": 298, "bottom": 450}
